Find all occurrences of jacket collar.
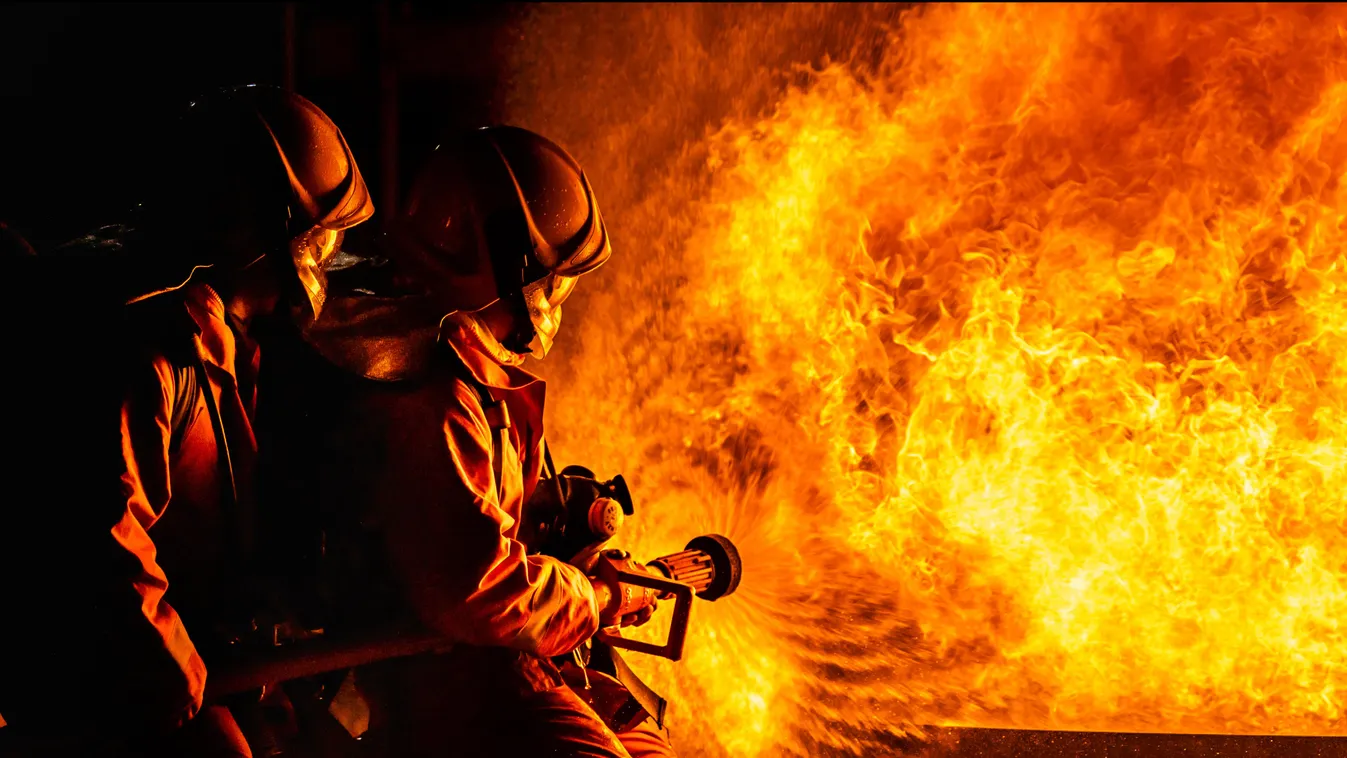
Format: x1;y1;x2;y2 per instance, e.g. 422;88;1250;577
181;282;236;373
442;320;540;391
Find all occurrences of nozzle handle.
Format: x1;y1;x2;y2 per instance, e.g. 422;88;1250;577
594;570;694;662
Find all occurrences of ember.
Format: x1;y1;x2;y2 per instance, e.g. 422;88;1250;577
514;3;1347;754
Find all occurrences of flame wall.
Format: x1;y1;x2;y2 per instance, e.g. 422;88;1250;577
505;4;1347;755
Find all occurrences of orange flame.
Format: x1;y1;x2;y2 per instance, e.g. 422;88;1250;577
513;3;1347;754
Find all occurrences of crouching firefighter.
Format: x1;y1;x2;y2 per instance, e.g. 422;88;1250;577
255;125;675;758
0;85;373;757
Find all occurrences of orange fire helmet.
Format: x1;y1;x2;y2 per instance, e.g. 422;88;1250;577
387;125;611;358
130;85;374;317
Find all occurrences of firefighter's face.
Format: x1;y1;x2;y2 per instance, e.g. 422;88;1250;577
521;273;577;358
471;272;577;360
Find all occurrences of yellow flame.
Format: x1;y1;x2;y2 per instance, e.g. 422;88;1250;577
513;3;1347;754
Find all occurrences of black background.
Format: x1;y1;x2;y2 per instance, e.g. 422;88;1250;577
0;2;519;249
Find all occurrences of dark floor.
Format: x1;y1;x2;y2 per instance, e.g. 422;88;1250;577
918;728;1347;758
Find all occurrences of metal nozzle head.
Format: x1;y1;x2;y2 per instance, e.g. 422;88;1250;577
649;534;743;602
684;534;741;601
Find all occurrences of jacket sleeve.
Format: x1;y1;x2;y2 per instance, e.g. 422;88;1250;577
102;353;206;725
383;381;600;658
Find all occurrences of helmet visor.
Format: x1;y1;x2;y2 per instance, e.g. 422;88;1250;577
522;273;577;358
292;226;345;318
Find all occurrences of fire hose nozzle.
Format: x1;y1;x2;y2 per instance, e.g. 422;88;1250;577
595;534;742;662
648;534;742;601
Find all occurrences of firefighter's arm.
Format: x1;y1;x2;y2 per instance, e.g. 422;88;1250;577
382;383;601;659
120;356;176;528
589;550;661;629
104;353;207;720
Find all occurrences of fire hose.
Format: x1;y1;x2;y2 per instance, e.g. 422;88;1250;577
206;467;735;713
204;457;742;736
204;532;742;701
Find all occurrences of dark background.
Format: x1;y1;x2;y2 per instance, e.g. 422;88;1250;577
0;1;520;250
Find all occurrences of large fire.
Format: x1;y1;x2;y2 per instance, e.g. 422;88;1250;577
510;3;1347;755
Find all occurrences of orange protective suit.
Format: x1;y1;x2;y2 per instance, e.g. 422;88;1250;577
351;319;675;758
0;282;254;757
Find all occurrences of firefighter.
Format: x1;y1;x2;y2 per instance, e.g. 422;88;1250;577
0;85;373;757
275;126;672;758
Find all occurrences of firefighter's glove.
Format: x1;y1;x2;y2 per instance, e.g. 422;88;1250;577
590;549;660;629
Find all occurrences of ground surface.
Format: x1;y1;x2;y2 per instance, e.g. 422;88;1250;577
918;728;1347;757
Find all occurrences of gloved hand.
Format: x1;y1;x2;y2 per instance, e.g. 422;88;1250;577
589;549;660;629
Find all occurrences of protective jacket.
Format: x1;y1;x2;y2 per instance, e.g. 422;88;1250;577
290;291;600;655
389;321;599;655
274;290;671;758
0;281;259;738
120;280;265;673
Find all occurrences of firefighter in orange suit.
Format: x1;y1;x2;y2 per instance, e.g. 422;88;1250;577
286;126;674;757
0;85;372;758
